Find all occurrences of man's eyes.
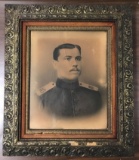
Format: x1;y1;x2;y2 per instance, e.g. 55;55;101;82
65;57;72;61
64;56;81;61
76;56;81;61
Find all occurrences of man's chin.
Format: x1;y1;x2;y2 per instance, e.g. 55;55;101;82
61;77;79;82
68;73;80;81
69;76;79;81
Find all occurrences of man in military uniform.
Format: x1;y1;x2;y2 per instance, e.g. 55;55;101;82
36;43;102;117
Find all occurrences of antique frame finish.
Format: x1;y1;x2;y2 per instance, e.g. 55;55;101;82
3;4;134;157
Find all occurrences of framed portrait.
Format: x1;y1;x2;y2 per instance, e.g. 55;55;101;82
3;4;134;157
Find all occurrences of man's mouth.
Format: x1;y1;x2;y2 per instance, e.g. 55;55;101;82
70;68;80;72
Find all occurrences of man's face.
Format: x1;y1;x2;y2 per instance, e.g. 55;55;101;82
53;48;82;81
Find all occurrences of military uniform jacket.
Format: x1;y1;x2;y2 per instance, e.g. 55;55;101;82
37;79;102;117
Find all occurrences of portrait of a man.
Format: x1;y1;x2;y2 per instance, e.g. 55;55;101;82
36;43;102;117
29;31;107;129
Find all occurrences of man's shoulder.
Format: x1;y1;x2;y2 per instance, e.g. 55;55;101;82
36;82;56;96
36;81;99;96
79;82;101;105
79;82;99;92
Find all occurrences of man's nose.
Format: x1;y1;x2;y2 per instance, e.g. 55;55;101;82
72;59;78;66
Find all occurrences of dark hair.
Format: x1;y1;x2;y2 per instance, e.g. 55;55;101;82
53;43;81;60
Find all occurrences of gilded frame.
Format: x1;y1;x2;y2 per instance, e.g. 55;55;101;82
3;4;134;157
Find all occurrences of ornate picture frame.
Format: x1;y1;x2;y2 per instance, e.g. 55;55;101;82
3;4;134;157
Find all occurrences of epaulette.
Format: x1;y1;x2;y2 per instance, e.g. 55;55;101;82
79;82;98;91
36;82;56;96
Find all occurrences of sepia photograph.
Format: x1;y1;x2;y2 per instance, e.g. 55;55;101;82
29;28;108;130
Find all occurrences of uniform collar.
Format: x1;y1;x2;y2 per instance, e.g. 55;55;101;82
56;78;79;89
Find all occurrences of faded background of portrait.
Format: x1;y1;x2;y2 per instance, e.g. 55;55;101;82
29;31;107;129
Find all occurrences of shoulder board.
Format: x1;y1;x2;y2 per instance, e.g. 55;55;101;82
36;82;56;96
79;82;98;91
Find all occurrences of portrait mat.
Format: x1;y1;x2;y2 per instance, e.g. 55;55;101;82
18;21;117;140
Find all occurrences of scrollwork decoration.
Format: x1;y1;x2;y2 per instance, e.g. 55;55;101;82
3;4;134;157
